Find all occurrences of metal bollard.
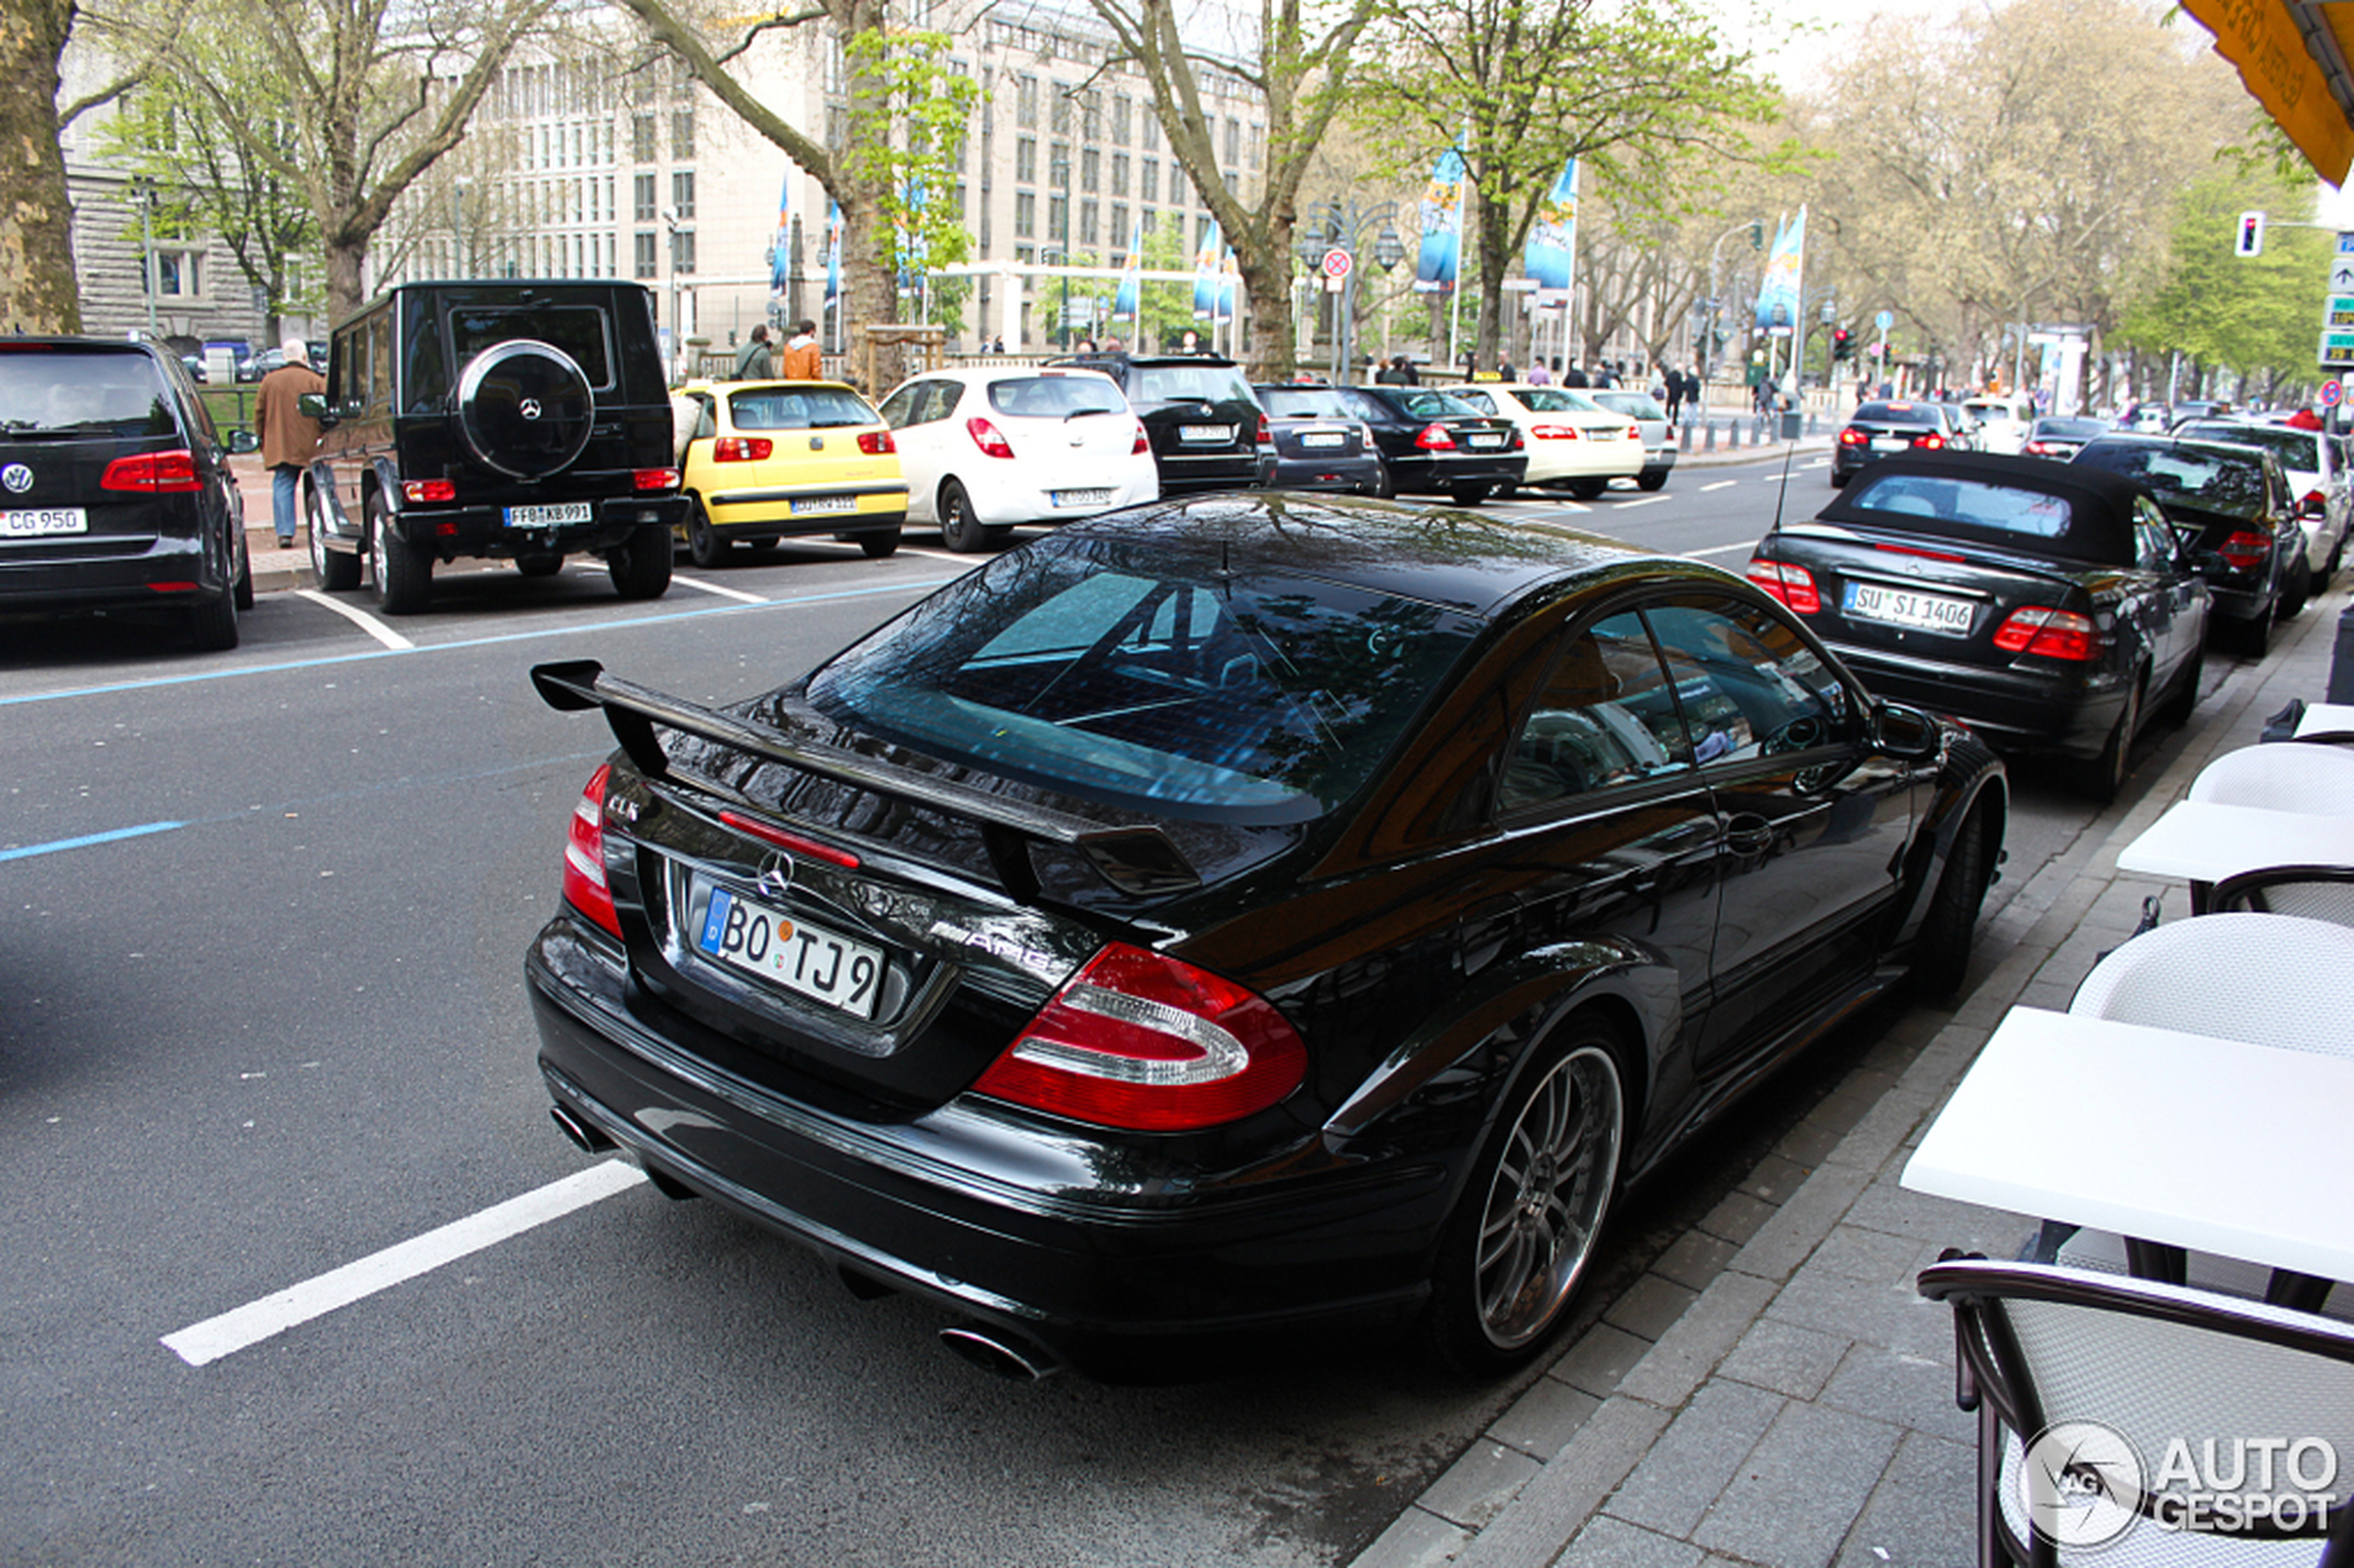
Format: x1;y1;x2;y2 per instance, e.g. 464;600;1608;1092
1679;422;1692;452
1703;420;1716;452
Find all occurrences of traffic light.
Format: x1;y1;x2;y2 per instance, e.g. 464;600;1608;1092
1749;221;1764;250
2236;210;2265;258
1832;327;1853;361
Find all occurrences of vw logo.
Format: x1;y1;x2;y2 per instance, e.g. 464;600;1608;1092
808;436;824;451
1;463;31;495
755;854;795;901
518;398;543;422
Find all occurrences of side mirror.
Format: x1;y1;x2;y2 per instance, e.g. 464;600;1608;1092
1868;698;1943;762
297;391;335;427
225;429;259;455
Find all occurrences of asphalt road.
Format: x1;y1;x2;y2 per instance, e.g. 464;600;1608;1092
0;456;2151;1567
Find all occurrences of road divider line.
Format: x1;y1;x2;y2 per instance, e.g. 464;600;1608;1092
161;1159;648;1367
669;574;770;604
1686;542;1754;558
1702;480;1737;493
294;589;414;651
0;819;184;863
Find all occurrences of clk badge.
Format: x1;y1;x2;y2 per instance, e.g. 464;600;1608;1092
1;463;31;494
519;398;543;422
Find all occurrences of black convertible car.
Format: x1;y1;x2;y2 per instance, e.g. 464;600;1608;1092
525;495;2006;1381
1745;451;2208;800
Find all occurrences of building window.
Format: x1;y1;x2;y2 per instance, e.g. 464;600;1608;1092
1047;195;1068;253
1080;197;1097;247
1015;191;1035;239
154;249;201;297
1224;118;1240;165
1081;90;1101;143
1049;81;1070;136
1016;244;1035;266
671;109;695;160
1111;153;1129;197
671;170;695;219
1196;214;1214;252
634;231;657;279
1112;94;1131;145
1015;73;1037;128
1081;148;1099;194
1142;113;1159;153
634;172;656;221
1110;202;1128;247
1016;134;1035;183
633;115;656;162
1140;158;1158;204
1141;208;1158;234
671;227;696;274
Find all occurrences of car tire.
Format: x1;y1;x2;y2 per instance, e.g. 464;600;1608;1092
2077;675;2143;804
858;527;902;560
1425;1021;1626;1378
1636;470;1668;492
1449;484;1490;507
1374;462;1397;499
1829;470;1848;488
939;480;988;552
2160;638;2205;727
232;527;255;611
456;340;595;478
368;495;432;615
1567;479;1606;501
608;522;674;600
2281;556;2312;619
1909;803;1990;1000
685;498;729;568
186;585;239;651
2237;600;2274;659
310;486;361;591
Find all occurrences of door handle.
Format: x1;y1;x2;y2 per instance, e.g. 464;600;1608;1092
1721;812;1776;854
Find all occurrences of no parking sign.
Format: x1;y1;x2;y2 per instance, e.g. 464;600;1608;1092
2324;378;2346;409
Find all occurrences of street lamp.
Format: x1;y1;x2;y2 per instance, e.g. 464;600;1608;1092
451;176;471;279
662;205;681;382
1300;201;1402;382
1702;219;1765;388
129;176;158;336
1050;153;1072;347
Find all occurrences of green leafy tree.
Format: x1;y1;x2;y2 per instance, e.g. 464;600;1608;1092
2118;171;2328;399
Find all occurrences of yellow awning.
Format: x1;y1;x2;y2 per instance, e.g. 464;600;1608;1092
2183;0;2354;184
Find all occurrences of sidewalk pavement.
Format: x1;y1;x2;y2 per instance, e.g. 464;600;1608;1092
1346;577;2348;1568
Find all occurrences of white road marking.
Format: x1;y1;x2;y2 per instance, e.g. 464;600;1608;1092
1686;541;1755;558
1612;495;1671;511
669;573;769;604
161;1159;648;1367
294;590;414;651
1702;480;1738;493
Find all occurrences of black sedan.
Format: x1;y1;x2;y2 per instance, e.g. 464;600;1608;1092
1260;385;1524;504
2072;434;2305;655
1745;451;2207;801
524;495;2006;1381
0;336;257;650
2019;417;2109;461
1832;400;1968;487
1250;385;1389;494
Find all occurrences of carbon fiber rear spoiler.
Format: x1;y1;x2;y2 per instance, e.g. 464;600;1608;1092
530;659;1200;900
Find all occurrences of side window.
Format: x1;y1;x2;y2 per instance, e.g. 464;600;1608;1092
1643;597;1853;765
689;393;715;441
328;329;357;408
1500;610;1693;814
1455;390;1496;414
365;311;394;411
2133;499;2176;570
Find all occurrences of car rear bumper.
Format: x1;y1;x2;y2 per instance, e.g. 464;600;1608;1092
525;925;1442;1378
1155;451;1263;495
1390;452;1528;495
1826;641;2126;759
0;531;231;611
701;482;909;538
1262;453;1385;492
386;493;690;559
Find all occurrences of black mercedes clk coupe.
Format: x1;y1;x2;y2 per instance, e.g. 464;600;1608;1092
524;494;2006;1381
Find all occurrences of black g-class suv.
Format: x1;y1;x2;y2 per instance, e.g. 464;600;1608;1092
302;281;687;613
1044;351;1267;494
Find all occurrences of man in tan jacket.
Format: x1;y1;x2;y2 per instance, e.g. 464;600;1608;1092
256;338;325;548
779;320;822;380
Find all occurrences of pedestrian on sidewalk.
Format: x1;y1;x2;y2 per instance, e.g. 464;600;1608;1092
256;336;324;549
780;319;821;379
732;323;774;379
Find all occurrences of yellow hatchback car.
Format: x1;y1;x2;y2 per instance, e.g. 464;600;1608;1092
671;380;909;564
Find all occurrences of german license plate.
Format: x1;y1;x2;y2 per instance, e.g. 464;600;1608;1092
504;501;592;527
1845;581;1976;636
791;494;856;516
1467;433;1503;449
1872;436;1913;452
1051;487;1112;507
0;507;88;538
1179;424;1234;442
696;885;885;1018
1298;431;1346;449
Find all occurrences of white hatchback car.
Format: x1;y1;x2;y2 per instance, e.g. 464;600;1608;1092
1449;384;1644;499
875;367;1160;550
2175;417;2352;588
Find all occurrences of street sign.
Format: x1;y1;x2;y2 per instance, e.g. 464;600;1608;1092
2331;296;2354;329
2324;378;2347;409
2337;233;2354;255
2321;329;2354;368
1321;247;1352;281
2330;257;2354;293
1875;310;1893;333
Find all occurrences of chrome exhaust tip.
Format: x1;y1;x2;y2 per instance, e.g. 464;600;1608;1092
939;1322;1063;1382
549;1103;614;1155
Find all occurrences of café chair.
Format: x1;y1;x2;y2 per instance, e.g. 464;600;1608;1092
2187;742;2354;816
2056;914;2354;1313
2208;865;2354;928
1917;1256;2354;1568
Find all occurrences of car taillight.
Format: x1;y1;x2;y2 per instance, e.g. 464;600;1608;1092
1415;423;1457;451
2219;530;2270;571
562;764;623;941
1625;425;1641;441
1132;420;1151;455
1992;607;2100;661
1530;424;1581;440
1838;428;1867;446
2305;488;2328;514
99;449;201;493
1745;559;1820;613
1911;432;1947;449
1256;413;1272;448
967;416;1016;458
970;942;1308;1132
634;467;681;490
400;478;457;503
714;437;772;462
856;429;895;455
2023;440;2053;456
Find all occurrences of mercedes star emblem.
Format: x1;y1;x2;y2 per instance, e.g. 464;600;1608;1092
519;398;543;421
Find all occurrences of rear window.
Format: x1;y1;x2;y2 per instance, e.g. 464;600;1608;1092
728;386;880;430
986;375;1127;419
1515;387;1604;413
0;351;175;438
1257;387;1352;418
2032;419;2107;439
2074;443;2267;520
1383;388;1486;420
805;532;1480;822
2177;423;2320;473
1846;472;2076;540
1852;402;1941;425
443;306;614;391
1593;392;1665;421
1133;363;1257;405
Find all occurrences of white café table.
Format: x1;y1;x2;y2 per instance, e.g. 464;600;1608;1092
2115;800;2354;901
2294;702;2354;740
1902;1006;2354;1286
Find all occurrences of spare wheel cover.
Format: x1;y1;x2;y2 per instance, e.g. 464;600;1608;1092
456;340;595;478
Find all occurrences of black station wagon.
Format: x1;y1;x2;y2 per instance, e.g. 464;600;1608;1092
524;494;2006;1381
302;280;688;613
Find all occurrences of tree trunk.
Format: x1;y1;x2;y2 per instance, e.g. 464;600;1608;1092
1;0;82;334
